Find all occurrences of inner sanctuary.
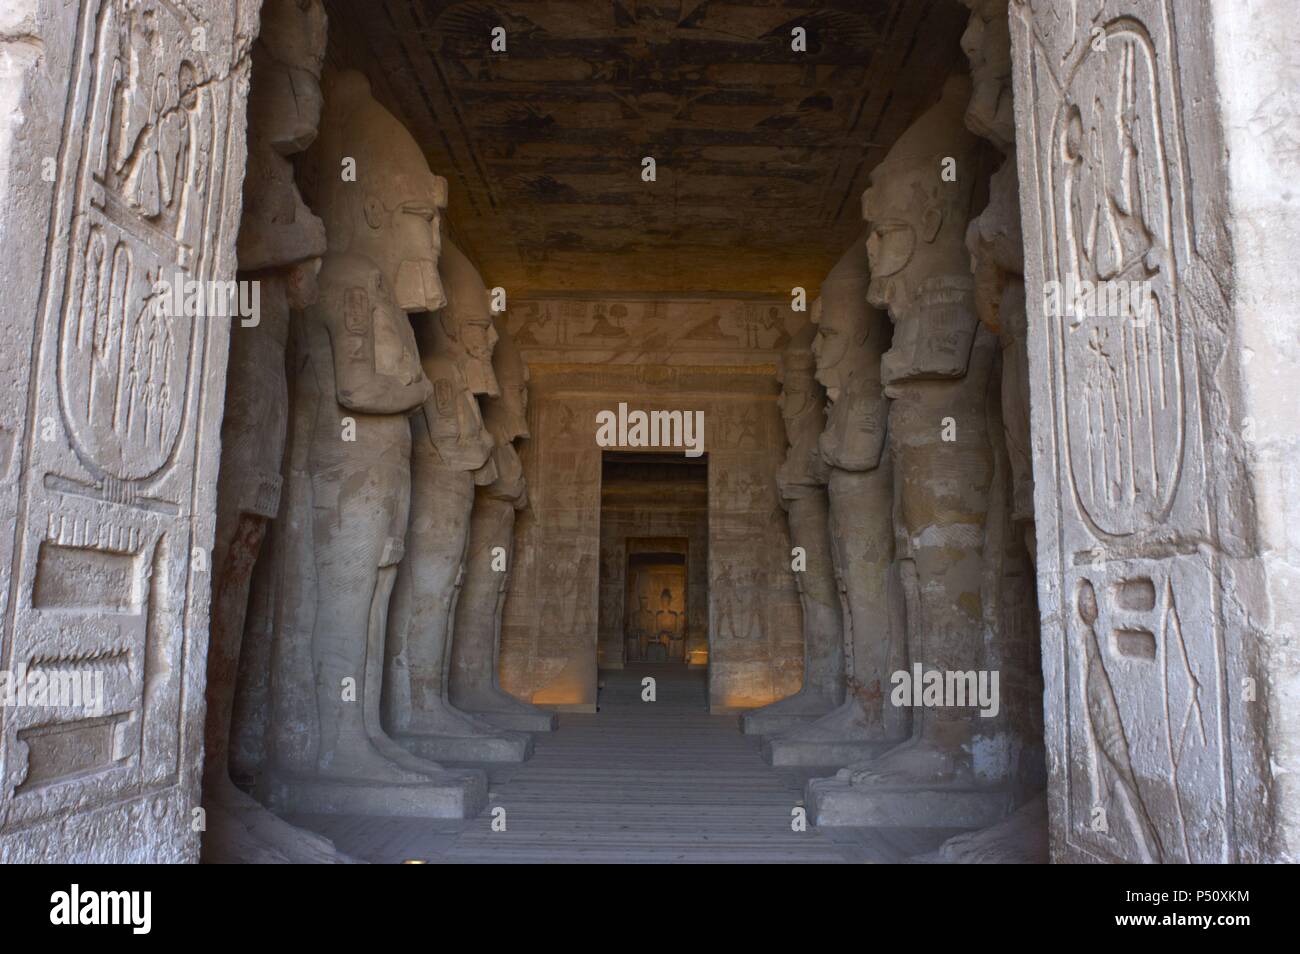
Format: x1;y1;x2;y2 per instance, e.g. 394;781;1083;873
0;0;1297;866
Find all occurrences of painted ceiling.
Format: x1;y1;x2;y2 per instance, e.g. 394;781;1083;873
322;0;969;295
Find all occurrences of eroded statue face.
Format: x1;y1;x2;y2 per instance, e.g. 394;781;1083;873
488;360;530;443
367;173;448;314
777;362;816;438
811;306;856;401
960;0;1015;153
861;83;981;385
318;71;449;314
256;0;327;154
462;313;500;395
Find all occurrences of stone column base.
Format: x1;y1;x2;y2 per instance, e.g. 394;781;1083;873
395;729;534;763
764;737;895;768
266;770;487;819
806;775;1012;829
477;709;558;732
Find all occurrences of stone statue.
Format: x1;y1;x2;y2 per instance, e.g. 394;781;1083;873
202;0;352;863
449;315;557;732
263;71;486;817
741;322;845;736
384;240;533;762
911;0;1045;861
962;0;1033;561
809;75;1007;828
764;241;905;766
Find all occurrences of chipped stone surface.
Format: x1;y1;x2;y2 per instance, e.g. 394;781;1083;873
741;323;844;736
260;72;485;819
1010;0;1300;863
0;0;261;862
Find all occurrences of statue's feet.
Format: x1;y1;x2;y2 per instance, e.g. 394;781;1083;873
751;687;839;718
846;737;971;788
201;780;357;864
458;687;558;732
322;736;454;784
780;698;875;743
365;730;465;778
406;700;516;739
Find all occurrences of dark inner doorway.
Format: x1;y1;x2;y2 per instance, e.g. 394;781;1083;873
597;452;709;671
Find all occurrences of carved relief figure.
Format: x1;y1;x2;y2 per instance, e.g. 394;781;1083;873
449;315;556;732
385;240;533;763
202;0;350;863
742;322;845;736
1011;2;1229;862
0;0;259;863
264;71;486;818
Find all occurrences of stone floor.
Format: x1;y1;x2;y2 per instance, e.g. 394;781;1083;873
289;666;965;863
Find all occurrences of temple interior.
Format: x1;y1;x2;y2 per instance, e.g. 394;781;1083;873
2;0;1295;868
201;0;1052;863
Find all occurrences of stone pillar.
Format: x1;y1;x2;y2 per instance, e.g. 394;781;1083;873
741;323;845;735
917;0;1049;862
261;71;486;818
1010;0;1300;863
385;239;533;762
0;0;260;862
809;76;1011;828
764;239;904;766
200;0;352;864
450;315;557;732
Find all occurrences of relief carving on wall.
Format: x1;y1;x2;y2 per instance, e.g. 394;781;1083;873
2;0;254;855
1012;0;1228;862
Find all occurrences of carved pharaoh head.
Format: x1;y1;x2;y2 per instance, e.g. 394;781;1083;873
254;0;327;155
959;0;1015;154
315;70;449;313
776;324;822;444
862;75;981;385
810;235;876;403
483;315;529;443
235;0;328;274
436;240;501;397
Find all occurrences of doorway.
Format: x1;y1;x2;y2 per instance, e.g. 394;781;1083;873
625;544;688;664
597;452;709;675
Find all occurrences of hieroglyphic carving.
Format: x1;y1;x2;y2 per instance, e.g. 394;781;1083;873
1;0;258;862
1010;0;1229;862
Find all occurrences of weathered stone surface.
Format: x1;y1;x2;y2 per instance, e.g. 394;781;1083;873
450;317;556;732
808;76;1011;828
914;794;1048;864
319;0;969;294
500;298;805;712
0;0;261;862
1010;0;1300;863
201;0;354;865
764;241;903;767
385;240;532;762
261;72;485;818
741;323;844;735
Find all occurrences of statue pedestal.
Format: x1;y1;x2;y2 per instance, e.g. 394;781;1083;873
761;699;899;767
455;691;557;733
805;773;1011;829
266;768;487;819
394;726;534;763
740;688;840;737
